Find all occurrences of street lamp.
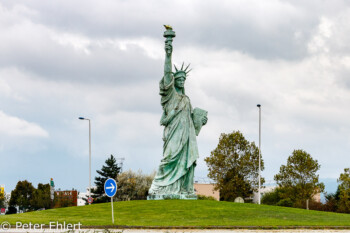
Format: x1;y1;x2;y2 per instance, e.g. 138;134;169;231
257;104;261;205
79;117;92;205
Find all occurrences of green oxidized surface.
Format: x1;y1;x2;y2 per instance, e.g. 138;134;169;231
148;26;208;200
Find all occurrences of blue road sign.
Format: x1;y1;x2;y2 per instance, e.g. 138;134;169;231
104;178;117;197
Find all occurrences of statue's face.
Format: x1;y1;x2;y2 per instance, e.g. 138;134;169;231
175;76;186;89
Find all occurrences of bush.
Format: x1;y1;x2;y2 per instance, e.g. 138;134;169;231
116;170;155;201
6;206;17;214
261;189;282;205
308;200;326;211
277;198;294;207
261;187;292;206
197;195;217;201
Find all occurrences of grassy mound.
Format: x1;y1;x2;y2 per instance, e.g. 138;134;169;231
1;200;350;227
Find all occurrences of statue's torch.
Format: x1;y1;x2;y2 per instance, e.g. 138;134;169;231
163;25;175;55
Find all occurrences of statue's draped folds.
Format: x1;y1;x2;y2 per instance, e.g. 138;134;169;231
148;76;199;195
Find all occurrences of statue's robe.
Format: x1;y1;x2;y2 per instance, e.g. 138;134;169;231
148;75;199;195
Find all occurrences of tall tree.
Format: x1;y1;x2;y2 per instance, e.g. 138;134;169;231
337;168;350;213
274;149;324;207
91;154;121;203
30;183;52;210
205;131;264;201
9;180;35;211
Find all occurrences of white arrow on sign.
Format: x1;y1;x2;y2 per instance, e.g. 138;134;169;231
106;183;115;193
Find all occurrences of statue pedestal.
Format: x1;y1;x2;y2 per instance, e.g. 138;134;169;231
147;194;197;200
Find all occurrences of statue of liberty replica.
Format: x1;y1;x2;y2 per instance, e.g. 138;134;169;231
148;25;208;200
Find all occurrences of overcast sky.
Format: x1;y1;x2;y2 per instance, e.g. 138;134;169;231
1;0;350;193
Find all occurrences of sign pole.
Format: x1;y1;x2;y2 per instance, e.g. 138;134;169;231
104;178;117;225
111;197;114;224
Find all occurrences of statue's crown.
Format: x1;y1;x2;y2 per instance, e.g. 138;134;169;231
174;62;191;78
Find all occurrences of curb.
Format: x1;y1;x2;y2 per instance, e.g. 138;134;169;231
80;225;350;230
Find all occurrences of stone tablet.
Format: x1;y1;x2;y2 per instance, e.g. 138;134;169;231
193;108;208;136
234;197;245;203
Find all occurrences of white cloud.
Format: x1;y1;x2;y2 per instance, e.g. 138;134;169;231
51;32;92;55
0;111;48;137
308;17;333;54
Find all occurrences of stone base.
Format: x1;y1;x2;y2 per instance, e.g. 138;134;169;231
147;193;197;200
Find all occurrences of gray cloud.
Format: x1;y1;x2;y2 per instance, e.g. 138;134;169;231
1;0;338;60
1;0;350;193
0;27;162;85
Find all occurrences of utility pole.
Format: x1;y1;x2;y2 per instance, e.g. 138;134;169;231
79;117;92;205
257;104;261;205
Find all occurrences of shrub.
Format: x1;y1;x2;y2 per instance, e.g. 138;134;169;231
197;195;217;201
276;198;294;207
6;206;17;214
308;200;325;211
261;189;282;205
116;170;155;201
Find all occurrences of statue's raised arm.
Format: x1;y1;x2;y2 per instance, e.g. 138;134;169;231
163;25;175;86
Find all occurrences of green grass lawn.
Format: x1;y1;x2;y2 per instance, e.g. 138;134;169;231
1;200;350;227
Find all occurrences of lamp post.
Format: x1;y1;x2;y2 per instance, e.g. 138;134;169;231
79;117;91;205
256;104;261;205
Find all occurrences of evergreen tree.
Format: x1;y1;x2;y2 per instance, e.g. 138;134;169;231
9;180;35;211
91;154;121;203
30;183;52;210
324;187;340;212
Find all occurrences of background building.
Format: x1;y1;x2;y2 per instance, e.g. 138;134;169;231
194;183;220;201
